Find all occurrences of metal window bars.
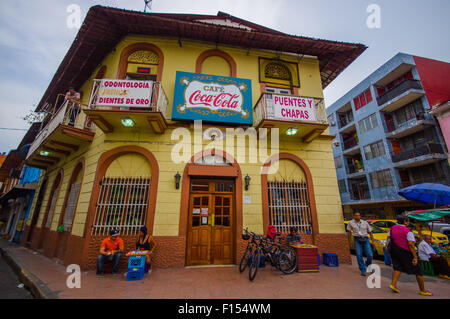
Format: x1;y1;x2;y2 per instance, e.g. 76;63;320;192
267;181;312;234
91;176;151;236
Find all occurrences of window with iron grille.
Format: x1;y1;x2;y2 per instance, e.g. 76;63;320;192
91;176;151;236
267;181;312;234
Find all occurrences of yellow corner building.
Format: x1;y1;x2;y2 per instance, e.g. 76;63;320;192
21;6;366;269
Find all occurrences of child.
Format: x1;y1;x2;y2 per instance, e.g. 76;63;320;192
287;227;301;243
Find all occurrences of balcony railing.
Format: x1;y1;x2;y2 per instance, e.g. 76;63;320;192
26;100;93;160
398;178;448;189
343;137;359;150
88;80;169;119
350;183;371;200
391;143;444;163
347;162;365;175
253;93;327;127
385;112;433;133
377;79;423;106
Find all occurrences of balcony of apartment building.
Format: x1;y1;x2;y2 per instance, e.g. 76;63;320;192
341;130;360;155
84;80;169;134
348;177;371;201
391;142;446;169
345;153;365;178
26;98;95;169
336;102;355;134
397;164;449;189
373;64;425;110
253;93;328;142
376;79;424;111
384;111;434;139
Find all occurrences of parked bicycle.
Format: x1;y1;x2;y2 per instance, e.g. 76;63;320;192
240;228;298;281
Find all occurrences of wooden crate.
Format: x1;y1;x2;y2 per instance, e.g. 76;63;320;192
290;244;319;272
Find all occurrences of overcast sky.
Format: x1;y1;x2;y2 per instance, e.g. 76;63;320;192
0;0;449;153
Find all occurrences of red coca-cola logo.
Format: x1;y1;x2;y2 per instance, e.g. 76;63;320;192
188;90;240;109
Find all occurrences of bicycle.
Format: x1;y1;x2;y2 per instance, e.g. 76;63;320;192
240;228;263;281
261;234;298;274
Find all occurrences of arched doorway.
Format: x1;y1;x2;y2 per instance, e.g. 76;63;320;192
180;149;242;266
39;170;63;249
26;177;48;244
55;161;84;260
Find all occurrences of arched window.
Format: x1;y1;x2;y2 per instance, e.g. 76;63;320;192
91;152;153;236
264;62;292;82
117;43;164;81
265;159;312;234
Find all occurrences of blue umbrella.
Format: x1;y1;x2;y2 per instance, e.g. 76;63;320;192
398;183;450;206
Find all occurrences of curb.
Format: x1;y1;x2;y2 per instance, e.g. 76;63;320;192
0;246;58;299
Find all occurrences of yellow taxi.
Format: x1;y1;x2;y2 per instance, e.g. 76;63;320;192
368;219;449;245
344;221;389;257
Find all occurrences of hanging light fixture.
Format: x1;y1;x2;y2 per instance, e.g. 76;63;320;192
245;174;251;191
174;172;181;189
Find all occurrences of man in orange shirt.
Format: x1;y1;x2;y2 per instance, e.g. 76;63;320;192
97;229;124;276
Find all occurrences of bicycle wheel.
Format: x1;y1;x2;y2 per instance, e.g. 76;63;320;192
239;245;252;273
248;247;261;281
278;246;297;274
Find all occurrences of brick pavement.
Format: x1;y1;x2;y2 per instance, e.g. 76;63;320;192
1;240;449;299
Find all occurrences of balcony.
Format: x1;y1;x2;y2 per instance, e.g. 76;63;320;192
385;113;434;139
398;178;449;190
377;79;424;112
26;100;95;169
349;181;371;201
253;93;328;142
392;143;447;168
84;80;169;134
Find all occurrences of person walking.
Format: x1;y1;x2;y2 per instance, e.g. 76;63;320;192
346;212;375;276
388;215;433;296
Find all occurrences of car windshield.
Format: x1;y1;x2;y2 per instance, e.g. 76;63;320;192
371;225;387;234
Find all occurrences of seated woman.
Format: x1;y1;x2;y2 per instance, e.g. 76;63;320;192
136;226;157;273
287;227;302;243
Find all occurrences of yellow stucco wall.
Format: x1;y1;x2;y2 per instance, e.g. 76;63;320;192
27;35;343;238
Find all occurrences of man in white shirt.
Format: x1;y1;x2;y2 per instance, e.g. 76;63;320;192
418;234;450;279
347;212;375;276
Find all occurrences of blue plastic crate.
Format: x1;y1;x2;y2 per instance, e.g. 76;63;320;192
322;253;339;267
128;255;146;269
248;254;266;268
383;247;391;266
127;267;145;281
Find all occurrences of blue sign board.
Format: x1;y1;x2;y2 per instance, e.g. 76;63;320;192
171;71;253;125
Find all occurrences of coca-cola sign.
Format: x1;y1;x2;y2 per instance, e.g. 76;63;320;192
172;71;253;124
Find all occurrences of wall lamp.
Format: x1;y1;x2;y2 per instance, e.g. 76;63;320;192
244;174;251;191
174;172;181;189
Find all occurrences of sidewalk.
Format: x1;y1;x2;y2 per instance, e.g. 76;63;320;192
1;239;449;299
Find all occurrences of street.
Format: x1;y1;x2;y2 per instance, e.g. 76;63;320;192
0;255;32;299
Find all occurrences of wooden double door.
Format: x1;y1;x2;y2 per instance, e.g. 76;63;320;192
187;179;234;266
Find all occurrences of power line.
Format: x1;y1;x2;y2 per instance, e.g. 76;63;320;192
0;127;28;131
